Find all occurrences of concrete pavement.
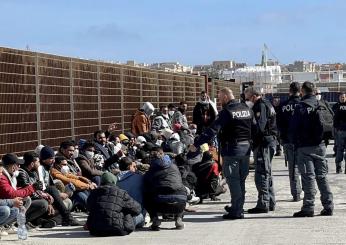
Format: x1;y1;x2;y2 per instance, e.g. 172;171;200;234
2;145;346;245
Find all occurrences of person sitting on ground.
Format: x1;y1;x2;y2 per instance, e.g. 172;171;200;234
56;141;82;176
0;161;22;237
93;130;114;161
51;156;95;211
76;141;104;186
38;146;82;226
86;172;142;236
172;101;189;129
0;153;47;230
117;157;145;228
152;105;170;131
17;152;57;228
143;147;187;231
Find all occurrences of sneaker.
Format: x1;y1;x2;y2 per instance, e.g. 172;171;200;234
247;207;269;214
224;205;232;213
62;216;83;226
4;225;17;234
320;209;333;216
223;213;244;220
210;196;221;201
336;166;342;174
175;217;184;230
0;227;8;236
293;210;314;217
150;217;161;231
188;196;200;205
40;219;57;228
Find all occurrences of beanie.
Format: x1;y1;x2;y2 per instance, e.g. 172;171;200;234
40;146;55;160
119;134;129;142
101;172;118;186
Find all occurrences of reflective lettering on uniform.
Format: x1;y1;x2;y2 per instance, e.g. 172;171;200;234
232;110;251;119
282;104;298;112
307;107;314;114
340;106;346;110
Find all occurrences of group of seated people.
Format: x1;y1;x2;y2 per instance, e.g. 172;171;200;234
0;106;226;237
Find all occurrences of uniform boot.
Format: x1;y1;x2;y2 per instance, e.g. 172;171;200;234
320;208;333;216
175;217;184;230
293;210;314;217
150;216;161;231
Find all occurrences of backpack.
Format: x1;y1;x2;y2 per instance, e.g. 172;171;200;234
303;100;334;141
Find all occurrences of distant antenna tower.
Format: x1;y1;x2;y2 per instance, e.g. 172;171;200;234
26;45;30;51
261;43;268;68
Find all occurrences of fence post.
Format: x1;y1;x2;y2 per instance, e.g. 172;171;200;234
69;58;75;140
35;53;41;145
120;67;124;132
97;63;102;130
140;69;143;105
156;72;160;108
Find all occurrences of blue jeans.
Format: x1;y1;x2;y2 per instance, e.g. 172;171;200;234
297;144;333;212
254;142;276;209
72;190;90;210
0;206;18;226
222;143;251;216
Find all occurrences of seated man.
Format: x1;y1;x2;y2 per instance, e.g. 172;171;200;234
51;156;95;211
56;141;82;176
143;148;187;231
86;172;141;236
0;162;21;237
117;157;145;227
39;146;82;226
76;141;104;186
0;154;46;229
17;152;56;228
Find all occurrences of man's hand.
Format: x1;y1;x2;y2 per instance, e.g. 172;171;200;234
13;197;23;208
33;180;43;191
47;194;54;204
91;183;97;189
60;192;68;200
47;204;55;216
189;145;197;152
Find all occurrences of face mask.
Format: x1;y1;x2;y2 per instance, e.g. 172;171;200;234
85;151;95;160
168;111;175;117
61;165;70;175
13;170;19;178
245;101;254;108
316;95;322;100
190;129;197;135
72;149;79;159
156;140;163;146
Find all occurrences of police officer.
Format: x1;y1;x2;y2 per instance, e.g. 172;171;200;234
291;81;333;217
277;82;302;201
333;92;346;173
189;87;253;219
244;86;276;213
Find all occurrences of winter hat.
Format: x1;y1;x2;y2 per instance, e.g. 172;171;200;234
78;139;87;149
101;172;117;186
136;136;147;145
170;133;180;142
161;128;173;140
40;146;55;160
119;134;129;142
173;123;182;132
150;155;172;169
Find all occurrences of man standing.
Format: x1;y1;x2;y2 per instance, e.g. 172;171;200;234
190;87;253;219
291;81;334;217
333;92;346;173
193;91;217;135
244;87;277;213
277;82;302;201
132;102;155;136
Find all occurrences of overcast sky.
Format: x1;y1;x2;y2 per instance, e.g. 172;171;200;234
1;0;345;66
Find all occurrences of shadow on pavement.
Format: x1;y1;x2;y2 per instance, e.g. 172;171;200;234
31;231;90;239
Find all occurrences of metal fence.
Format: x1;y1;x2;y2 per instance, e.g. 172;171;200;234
0;47;239;156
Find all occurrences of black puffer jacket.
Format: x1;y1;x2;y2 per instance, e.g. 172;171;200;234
87;185;141;236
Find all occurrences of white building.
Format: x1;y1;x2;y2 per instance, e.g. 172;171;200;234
233;65;282;93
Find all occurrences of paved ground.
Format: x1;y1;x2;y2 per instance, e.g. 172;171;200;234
2;144;346;245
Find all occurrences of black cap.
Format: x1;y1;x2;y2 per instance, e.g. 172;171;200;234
1;153;23;165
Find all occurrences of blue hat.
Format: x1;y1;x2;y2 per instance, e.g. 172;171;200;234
40;146;55;160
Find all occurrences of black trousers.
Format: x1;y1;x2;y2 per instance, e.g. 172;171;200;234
45;186;70;219
26;199;49;223
145;199;185;219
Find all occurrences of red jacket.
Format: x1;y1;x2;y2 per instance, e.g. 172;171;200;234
0;175;35;199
